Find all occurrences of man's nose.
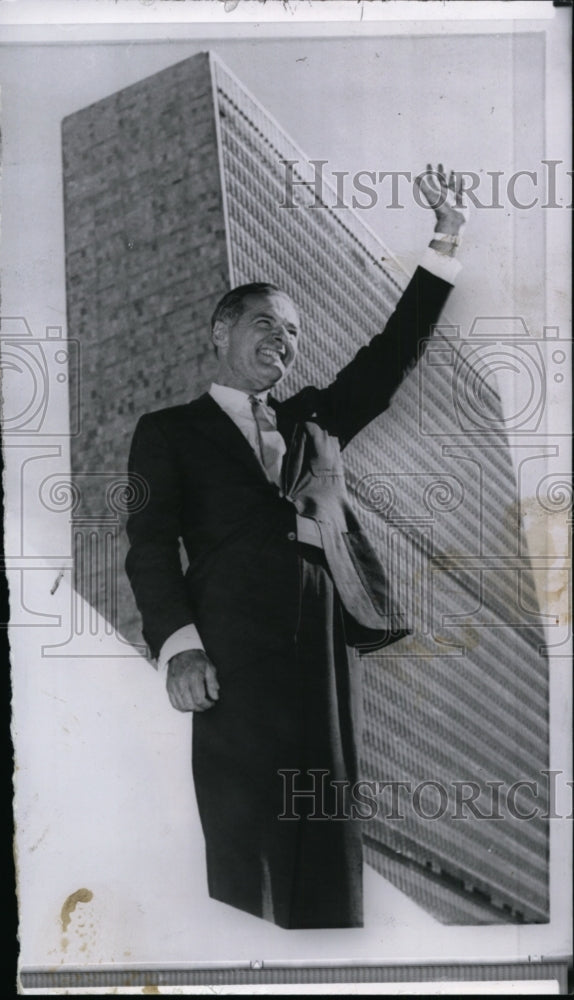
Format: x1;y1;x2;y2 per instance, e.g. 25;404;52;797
271;327;288;343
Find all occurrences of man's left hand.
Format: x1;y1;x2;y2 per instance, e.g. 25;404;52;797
415;163;469;236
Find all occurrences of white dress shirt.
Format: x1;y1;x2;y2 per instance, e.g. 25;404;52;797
157;248;460;672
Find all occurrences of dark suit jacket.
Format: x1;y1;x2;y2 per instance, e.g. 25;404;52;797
125;265;452;660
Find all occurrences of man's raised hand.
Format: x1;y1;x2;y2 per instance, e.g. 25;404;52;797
415;163;469;235
166;649;220;712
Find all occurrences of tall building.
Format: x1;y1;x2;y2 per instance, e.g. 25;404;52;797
62;51;549;924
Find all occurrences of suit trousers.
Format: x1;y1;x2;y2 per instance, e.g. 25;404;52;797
191;542;364;929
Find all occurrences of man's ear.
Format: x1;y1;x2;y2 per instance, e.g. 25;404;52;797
212;320;229;354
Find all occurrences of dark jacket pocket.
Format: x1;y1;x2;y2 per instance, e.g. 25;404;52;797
342;528;386;594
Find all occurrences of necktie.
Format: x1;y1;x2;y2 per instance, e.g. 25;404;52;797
248;395;284;487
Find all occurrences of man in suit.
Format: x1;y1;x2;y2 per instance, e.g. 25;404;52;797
126;166;467;929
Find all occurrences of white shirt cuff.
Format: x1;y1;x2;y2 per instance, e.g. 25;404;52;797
157;625;205;678
419;246;462;285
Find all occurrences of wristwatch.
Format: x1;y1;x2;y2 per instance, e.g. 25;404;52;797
429;233;461;257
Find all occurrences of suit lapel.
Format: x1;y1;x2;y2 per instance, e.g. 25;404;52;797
269;396;302;495
268;396;294;444
186;392;274;486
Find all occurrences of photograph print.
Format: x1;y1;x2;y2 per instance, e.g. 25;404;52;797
2;0;571;991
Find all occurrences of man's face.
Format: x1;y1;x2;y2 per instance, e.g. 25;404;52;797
213;290;300;393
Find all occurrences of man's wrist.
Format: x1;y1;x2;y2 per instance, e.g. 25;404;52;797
429;233;461;258
158;624;205;676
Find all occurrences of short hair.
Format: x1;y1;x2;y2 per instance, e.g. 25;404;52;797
210;282;284;333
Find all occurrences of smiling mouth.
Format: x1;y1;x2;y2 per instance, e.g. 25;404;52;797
258;346;288;366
